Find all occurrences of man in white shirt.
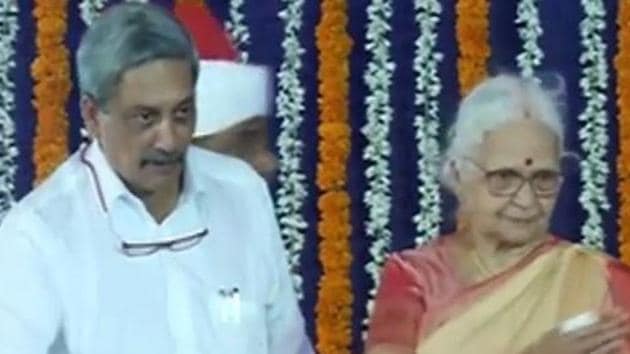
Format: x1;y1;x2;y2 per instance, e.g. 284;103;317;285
0;3;311;354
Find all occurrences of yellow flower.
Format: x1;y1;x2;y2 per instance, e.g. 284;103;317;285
456;0;489;95
32;0;70;183
315;0;354;353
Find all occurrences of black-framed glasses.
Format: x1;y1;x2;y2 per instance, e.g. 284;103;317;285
118;227;209;257
465;158;563;198
79;143;209;257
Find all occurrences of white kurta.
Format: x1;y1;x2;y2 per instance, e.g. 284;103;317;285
0;142;312;354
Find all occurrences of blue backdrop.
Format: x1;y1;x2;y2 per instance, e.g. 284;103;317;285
8;1;622;352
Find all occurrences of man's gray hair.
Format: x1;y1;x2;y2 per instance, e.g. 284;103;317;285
77;2;199;107
441;74;567;191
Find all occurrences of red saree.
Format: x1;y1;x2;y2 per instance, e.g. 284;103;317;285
366;236;630;354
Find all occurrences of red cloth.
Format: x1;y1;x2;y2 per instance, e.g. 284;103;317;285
366;236;630;352
173;3;238;61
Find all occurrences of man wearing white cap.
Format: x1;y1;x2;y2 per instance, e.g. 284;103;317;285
173;3;278;182
0;3;311;354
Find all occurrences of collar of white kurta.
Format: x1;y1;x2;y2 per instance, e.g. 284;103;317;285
79;142;210;243
80;141;131;213
194;60;272;137
79;141;206;214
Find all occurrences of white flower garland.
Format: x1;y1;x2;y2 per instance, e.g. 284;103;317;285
79;0;107;26
515;0;543;78
413;0;443;246
225;0;250;62
0;1;19;222
362;0;394;326
275;0;308;299
578;0;609;250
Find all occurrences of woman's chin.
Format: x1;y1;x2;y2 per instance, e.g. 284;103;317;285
495;220;547;245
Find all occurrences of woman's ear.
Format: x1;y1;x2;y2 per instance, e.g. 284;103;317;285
451;159;475;208
449;159;464;192
451;160;461;182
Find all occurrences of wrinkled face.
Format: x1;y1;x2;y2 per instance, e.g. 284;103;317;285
83;59;196;196
457;118;562;246
193;116;278;181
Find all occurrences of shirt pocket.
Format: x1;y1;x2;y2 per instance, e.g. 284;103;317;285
207;292;268;354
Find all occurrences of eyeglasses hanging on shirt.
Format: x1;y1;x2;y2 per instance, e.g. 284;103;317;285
80;144;209;257
117;227;209;257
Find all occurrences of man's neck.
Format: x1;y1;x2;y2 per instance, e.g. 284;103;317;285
144;189;179;223
127;180;181;224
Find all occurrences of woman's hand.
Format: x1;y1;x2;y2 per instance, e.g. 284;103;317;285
521;310;630;354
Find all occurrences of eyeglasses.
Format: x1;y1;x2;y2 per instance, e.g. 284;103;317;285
464;159;562;198
118;227;209;257
79;144;209;257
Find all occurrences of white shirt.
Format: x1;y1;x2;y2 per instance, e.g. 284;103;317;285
0;142;313;354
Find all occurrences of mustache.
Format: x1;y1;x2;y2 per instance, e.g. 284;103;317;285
140;150;184;166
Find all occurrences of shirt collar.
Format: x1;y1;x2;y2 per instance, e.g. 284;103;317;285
179;147;208;205
80;141;132;213
80;141;209;214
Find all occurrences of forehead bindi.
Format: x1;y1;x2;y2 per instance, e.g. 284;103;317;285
480;119;558;168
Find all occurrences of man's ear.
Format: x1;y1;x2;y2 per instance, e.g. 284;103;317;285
80;94;100;139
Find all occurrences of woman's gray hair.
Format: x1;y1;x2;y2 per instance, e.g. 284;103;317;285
441;74;567;191
77;3;199;107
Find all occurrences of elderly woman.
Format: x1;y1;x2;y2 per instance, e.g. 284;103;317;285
365;75;630;354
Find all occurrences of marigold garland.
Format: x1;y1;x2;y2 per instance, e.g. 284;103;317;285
455;0;489;95
616;0;630;264
315;0;353;352
31;0;71;183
